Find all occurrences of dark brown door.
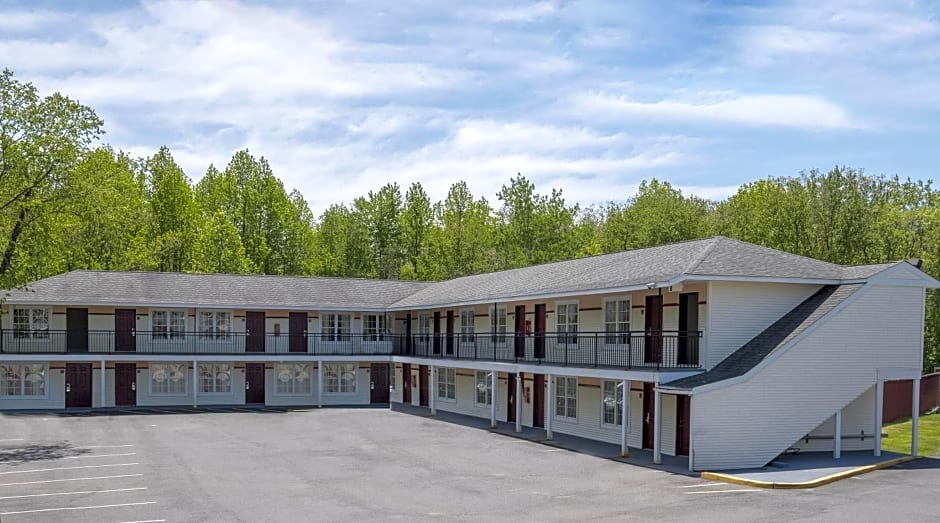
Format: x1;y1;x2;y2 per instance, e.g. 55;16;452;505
432;313;442;355
114;309;136;352
65;363;92;408
66;308;89;353
534;304;546;359
507;373;517;423
115;363;137;406
445;310;455;355
402;364;412;404
405;314;413;355
645;295;663;364
246;311;265;352
289;312;307;353
245;363;265;404
371;364;390;404
676;395;691;456
514;305;526;359
533;374;545;428
419;365;429;406
678;293;699;366
643;382;655;449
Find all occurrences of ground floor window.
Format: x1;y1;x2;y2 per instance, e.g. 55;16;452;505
324;363;356;393
554;376;577;420
601;380;623;427
0;363;45;396
151;363;187;394
437;367;456;400
275;363;312;394
475;370;491;406
198;363;232;393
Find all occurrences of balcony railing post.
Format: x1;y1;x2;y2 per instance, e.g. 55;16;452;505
594;332;598;368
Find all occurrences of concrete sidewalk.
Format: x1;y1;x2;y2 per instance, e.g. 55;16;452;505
702;451;915;488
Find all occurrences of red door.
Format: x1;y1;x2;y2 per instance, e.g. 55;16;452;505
371;364;390;404
245;363;265;404
402;364;412;404
643;382;655;449
507;373;517;423
533;374;545;428
114;309;136;352
65;363;92;408
246;311;265;352
645;295;663;364
676;395;691;456
115;363;137;406
289;312;307;353
419;365;429;406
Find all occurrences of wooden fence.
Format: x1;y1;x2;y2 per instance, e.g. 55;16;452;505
883;372;940;423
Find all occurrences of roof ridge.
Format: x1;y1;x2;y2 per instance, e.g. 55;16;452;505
64;269;434;285
682;236;724;275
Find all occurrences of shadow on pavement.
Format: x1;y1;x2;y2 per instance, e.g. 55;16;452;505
0;442;91;465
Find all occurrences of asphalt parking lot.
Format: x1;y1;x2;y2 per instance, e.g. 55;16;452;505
1;407;938;522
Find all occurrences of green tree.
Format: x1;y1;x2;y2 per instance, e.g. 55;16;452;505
427;181;494;279
400;182;433;280
146;146;198;272
603;179;711;251
192;210;252;273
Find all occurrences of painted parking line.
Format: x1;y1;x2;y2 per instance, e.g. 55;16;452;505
0;486;147;500
677;483;726;488
3;452;138;465
0;500;157;515
120;520;166;523
0;473;144;486
0;438;25;442
685;489;763;494
82;444;134;449
0;462;139;475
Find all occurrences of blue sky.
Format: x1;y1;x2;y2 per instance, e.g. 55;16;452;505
1;0;938;213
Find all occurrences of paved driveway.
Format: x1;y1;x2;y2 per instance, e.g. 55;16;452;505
0;407;937;522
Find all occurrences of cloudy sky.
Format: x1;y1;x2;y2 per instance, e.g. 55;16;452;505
1;0;938;213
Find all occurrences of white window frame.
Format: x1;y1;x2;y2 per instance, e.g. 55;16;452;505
198;363;233;394
603;297;631;346
555;301;579;346
150;362;188;396
197;310;232;340
489;305;507;344
601;380;624;427
0;363;47;397
417;312;432;347
12;307;50;339
151;309;187;341
363;314;386;342
274;363;313;395
474;370;492;406
459;309;475;344
554;376;577;420
322;313;351;342
437;367;456;401
324;363;357;394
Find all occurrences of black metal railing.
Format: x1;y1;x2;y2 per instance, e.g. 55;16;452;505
0;329;701;370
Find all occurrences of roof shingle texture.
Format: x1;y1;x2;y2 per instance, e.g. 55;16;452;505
663;283;864;390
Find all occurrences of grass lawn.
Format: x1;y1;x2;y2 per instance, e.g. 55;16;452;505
882;413;940;456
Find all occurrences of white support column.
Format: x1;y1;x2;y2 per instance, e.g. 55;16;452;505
874;380;884;457
192;360;198;408
430;366;436;416
912;377;921;457
546;374;554;440
317;361;323;408
515;372;522;433
834;409;842;459
620;379;629;457
653;384;662;465
100;359;106;408
490;371;497;428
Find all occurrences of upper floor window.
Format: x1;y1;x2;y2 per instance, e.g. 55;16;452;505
153;310;186;340
323;313;351;341
198;311;231;340
604;299;631;345
556;302;578;345
364;314;386;341
460;310;475;343
13;308;49;339
490;306;507;343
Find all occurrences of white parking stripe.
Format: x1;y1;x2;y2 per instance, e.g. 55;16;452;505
0;473;144;486
0;486;147;500
677;483;726;488
1;500;157;515
0;462;139;475
82;444;134;449
2;452;138;465
120;520;166;523
685;489;763;494
0;438;25;442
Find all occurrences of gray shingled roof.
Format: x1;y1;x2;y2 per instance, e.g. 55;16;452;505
663;284;863;390
389;237;896;309
2;271;431;310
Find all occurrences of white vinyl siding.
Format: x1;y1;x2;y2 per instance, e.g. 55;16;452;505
150;363;187;395
475;371;492;406
324;363;356;393
274;363;312;395
437;367;456;400
12;308;49;339
554;376;577;420
0;363;46;396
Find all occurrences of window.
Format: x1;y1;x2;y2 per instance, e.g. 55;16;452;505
604;299;631;345
198;363;232;393
12;308;49;339
151;363;187;395
475;371;492;406
364;314;386;341
153;310;186;340
490;306;507;343
324;363;357;393
602;380;624;427
275;363;312;394
556;302;578;345
0;363;45;396
460;310;475;343
198;311;231;340
554;376;577;419
323;314;351;341
437;367;456;400
417;312;432;346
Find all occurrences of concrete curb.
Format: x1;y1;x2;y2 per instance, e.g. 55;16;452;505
701;456;916;489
